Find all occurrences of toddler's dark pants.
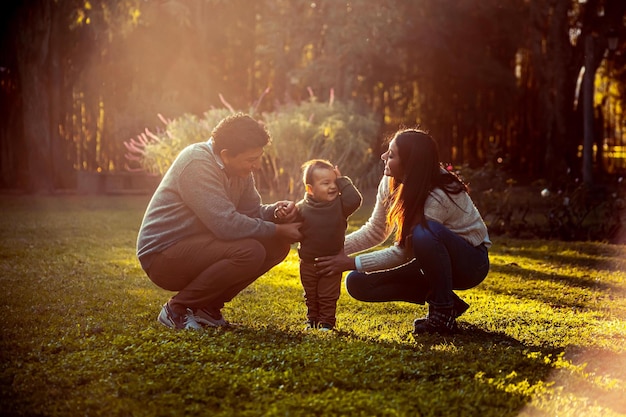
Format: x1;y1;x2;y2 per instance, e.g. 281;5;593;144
299;261;342;327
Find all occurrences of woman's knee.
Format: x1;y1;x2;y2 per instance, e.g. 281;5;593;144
345;271;369;301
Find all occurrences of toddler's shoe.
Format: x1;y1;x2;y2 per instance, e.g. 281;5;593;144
318;322;334;332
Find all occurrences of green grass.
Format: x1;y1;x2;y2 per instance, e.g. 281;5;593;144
0;195;625;417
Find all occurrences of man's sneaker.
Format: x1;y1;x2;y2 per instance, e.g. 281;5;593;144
158;303;202;330
194;308;230;327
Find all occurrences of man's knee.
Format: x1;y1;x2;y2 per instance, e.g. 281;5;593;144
232;239;267;266
262;238;291;266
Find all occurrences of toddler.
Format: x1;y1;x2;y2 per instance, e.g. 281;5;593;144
294;159;362;330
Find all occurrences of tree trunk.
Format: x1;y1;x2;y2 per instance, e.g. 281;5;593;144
15;2;54;193
0;3;26;189
543;0;571;183
582;33;595;185
48;1;72;188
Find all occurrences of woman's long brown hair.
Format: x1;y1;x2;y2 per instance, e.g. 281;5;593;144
386;129;468;246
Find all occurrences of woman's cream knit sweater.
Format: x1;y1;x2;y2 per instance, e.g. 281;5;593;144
344;177;491;273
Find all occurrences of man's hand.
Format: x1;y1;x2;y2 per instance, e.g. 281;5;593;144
314;249;356;276
275;222;302;242
273;201;298;223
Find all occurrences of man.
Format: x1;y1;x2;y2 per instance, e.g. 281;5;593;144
137;113;301;330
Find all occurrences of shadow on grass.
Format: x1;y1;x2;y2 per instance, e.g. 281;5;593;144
494;240;626;273
490;262;618;292
167;323;557;416
486;263;623;311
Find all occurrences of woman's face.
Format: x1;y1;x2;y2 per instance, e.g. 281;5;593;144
381;138;404;179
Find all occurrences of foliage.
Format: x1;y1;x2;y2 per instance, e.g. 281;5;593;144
4;0;626;191
456;145;524;237
124;95;380;198
262;94;380;198
459;148;626;244
539;175;625;243
0;195;625;416
124;109;232;175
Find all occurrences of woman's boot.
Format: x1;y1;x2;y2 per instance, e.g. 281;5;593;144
413;294;468;329
413;304;458;334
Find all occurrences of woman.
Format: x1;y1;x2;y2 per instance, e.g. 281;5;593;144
315;129;491;334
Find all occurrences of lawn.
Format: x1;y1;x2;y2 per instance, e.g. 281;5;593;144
0;194;625;417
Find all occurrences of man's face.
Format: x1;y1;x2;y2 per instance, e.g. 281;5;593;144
221;147;264;178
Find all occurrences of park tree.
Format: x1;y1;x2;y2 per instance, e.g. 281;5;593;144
392;0;525;167
574;0;625;184
1;0;625;191
0;2;25;189
516;0;626;185
12;0;57;192
3;0;142;190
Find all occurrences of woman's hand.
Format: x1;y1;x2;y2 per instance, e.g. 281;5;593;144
314;249;356;276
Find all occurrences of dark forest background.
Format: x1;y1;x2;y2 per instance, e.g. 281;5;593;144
1;0;625;193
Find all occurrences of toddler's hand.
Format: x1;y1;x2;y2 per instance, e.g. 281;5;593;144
273;201;297;222
274;203;288;219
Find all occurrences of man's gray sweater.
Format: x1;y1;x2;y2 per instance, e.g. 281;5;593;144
137;140;277;269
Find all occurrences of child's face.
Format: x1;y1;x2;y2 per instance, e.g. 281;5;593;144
306;168;339;202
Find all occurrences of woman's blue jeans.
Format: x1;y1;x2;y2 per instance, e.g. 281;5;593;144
345;220;489;307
